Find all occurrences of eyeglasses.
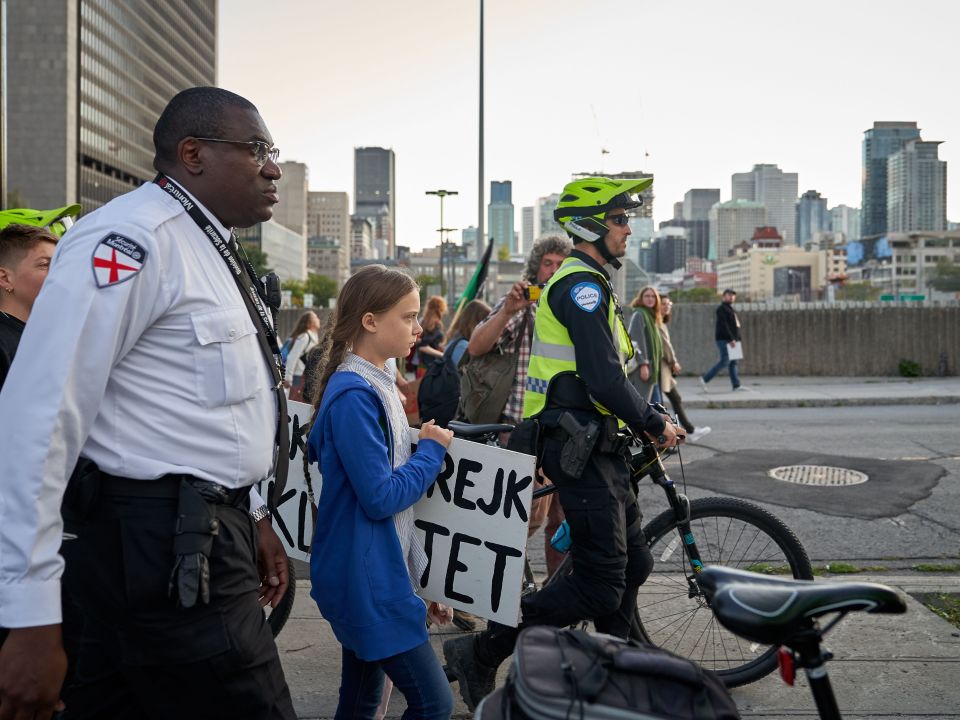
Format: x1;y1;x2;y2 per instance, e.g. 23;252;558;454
194;137;280;167
605;214;630;226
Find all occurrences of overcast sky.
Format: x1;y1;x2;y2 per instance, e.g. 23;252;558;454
218;0;958;251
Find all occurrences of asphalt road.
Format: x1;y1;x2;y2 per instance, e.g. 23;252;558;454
636;404;960;569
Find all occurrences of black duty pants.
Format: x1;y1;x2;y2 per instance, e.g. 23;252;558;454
60;482;296;720
479;434;653;666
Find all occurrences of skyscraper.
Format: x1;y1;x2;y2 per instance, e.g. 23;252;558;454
683;189;720;221
731;164;798;244
829;205;861;242
488;180;515;255
354;146;396;257
535;193;564;238
274;162;309;237
861;122;921;237
709;200;766;260
795;190;829;247
307;191;350;286
886;139;947;233
521;206;534;255
5;0;216;211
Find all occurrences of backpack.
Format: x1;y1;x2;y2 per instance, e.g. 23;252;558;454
460;311;529;424
476;626;740;720
417;338;467;427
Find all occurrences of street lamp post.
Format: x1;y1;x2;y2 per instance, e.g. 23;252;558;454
426;189;458;306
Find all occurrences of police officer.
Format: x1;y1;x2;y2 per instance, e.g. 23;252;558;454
0;87;296;719
444;177;683;710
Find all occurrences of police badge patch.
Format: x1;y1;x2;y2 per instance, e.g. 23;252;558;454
92;233;147;288
570;282;602;312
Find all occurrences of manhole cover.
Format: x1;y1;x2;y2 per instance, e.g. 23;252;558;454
768;465;868;487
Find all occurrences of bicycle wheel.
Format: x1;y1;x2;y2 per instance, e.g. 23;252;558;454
635;497;813;688
265;556;297;638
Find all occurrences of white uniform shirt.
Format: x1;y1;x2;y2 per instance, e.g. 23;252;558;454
0;182;277;628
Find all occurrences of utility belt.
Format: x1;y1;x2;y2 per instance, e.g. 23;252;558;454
508;373;630;480
64;458;253;609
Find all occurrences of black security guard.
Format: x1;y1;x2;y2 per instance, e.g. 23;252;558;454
443;177;684;710
0;88;296;719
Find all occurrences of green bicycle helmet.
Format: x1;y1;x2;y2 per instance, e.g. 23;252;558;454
554;177;652;268
0;204;81;238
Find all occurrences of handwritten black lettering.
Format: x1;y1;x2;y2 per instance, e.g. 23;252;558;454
476;467;503;516
425;452;455;501
297;492;312;553
415;519;450;587
453;458;483;511
503;471;532;522
484;541;523;613
445;532;481;604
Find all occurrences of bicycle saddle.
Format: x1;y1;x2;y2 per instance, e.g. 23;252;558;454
699;566;906;647
447;420;514;438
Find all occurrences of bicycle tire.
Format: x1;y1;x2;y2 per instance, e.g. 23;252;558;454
266;557;297;638
634;497;813;688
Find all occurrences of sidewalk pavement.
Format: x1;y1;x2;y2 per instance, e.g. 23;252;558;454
277;377;960;718
681;375;960;409
276;573;960;719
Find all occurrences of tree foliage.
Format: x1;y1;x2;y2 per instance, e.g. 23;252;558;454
929;259;960;292
281;279;304;307
304;273;338;307
835;281;881;301
497;244;511;262
668;287;719;303
241;244;272;278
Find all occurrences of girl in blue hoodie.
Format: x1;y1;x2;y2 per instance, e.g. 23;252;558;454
308;265;455;720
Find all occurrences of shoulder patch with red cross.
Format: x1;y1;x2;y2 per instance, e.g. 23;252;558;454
92;233;147;288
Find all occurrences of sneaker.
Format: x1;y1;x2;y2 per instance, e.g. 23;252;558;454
733;385;752;392
699;377;709;393
452;609;478;632
443;635;498;711
688;426;712;443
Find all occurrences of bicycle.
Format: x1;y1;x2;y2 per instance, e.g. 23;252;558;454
699;565;907;719
447;418;814;688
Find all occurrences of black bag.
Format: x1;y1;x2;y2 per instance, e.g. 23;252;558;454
417;339;466;427
476;626;740;720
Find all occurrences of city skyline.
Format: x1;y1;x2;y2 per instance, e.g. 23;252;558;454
218;0;958;252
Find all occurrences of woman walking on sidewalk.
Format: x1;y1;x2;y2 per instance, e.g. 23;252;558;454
307;265;455;720
627;285;664;403
660;297;710;443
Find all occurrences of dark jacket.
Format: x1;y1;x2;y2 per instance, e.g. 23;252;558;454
714;302;741;342
0;312;25;391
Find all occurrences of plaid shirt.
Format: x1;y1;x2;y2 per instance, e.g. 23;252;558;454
475;294;535;424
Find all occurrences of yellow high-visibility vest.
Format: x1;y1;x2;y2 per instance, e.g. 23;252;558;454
522;256;633;419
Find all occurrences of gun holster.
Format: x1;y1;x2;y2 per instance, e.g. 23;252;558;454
557;411;601;480
62;457;102;523
168;479;221;608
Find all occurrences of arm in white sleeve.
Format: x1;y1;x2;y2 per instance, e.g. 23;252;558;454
0;223;168;628
283;333;309;383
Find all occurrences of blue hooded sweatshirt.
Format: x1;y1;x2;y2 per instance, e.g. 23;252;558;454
308;370;446;661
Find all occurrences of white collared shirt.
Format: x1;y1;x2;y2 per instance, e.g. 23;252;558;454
0;182;277;628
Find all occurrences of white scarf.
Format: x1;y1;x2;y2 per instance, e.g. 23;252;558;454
337;353;428;590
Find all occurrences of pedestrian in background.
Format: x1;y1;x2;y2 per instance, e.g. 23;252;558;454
413;294;447;377
0;224;58;389
700;288;746;392
0;86;295;719
659;297;711;443
284;309;321;401
627;285;664;404
307;265;455;720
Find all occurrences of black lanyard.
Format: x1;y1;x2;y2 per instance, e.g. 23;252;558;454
153;174;289;509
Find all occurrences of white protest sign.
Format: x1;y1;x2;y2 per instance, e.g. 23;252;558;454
409;429;536;627
257;399;318;563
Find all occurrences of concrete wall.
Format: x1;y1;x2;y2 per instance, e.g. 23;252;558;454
276;304;959;377
652;303;959;377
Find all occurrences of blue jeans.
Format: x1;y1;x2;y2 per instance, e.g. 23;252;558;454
336;641;453;720
702;340;740;389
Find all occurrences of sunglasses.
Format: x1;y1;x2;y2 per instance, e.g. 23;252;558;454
605;214;630;226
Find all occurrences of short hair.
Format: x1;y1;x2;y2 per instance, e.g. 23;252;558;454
153;87;258;170
0;224;58;269
523;234;572;283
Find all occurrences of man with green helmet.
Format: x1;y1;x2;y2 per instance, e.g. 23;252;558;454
444;177;683;710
